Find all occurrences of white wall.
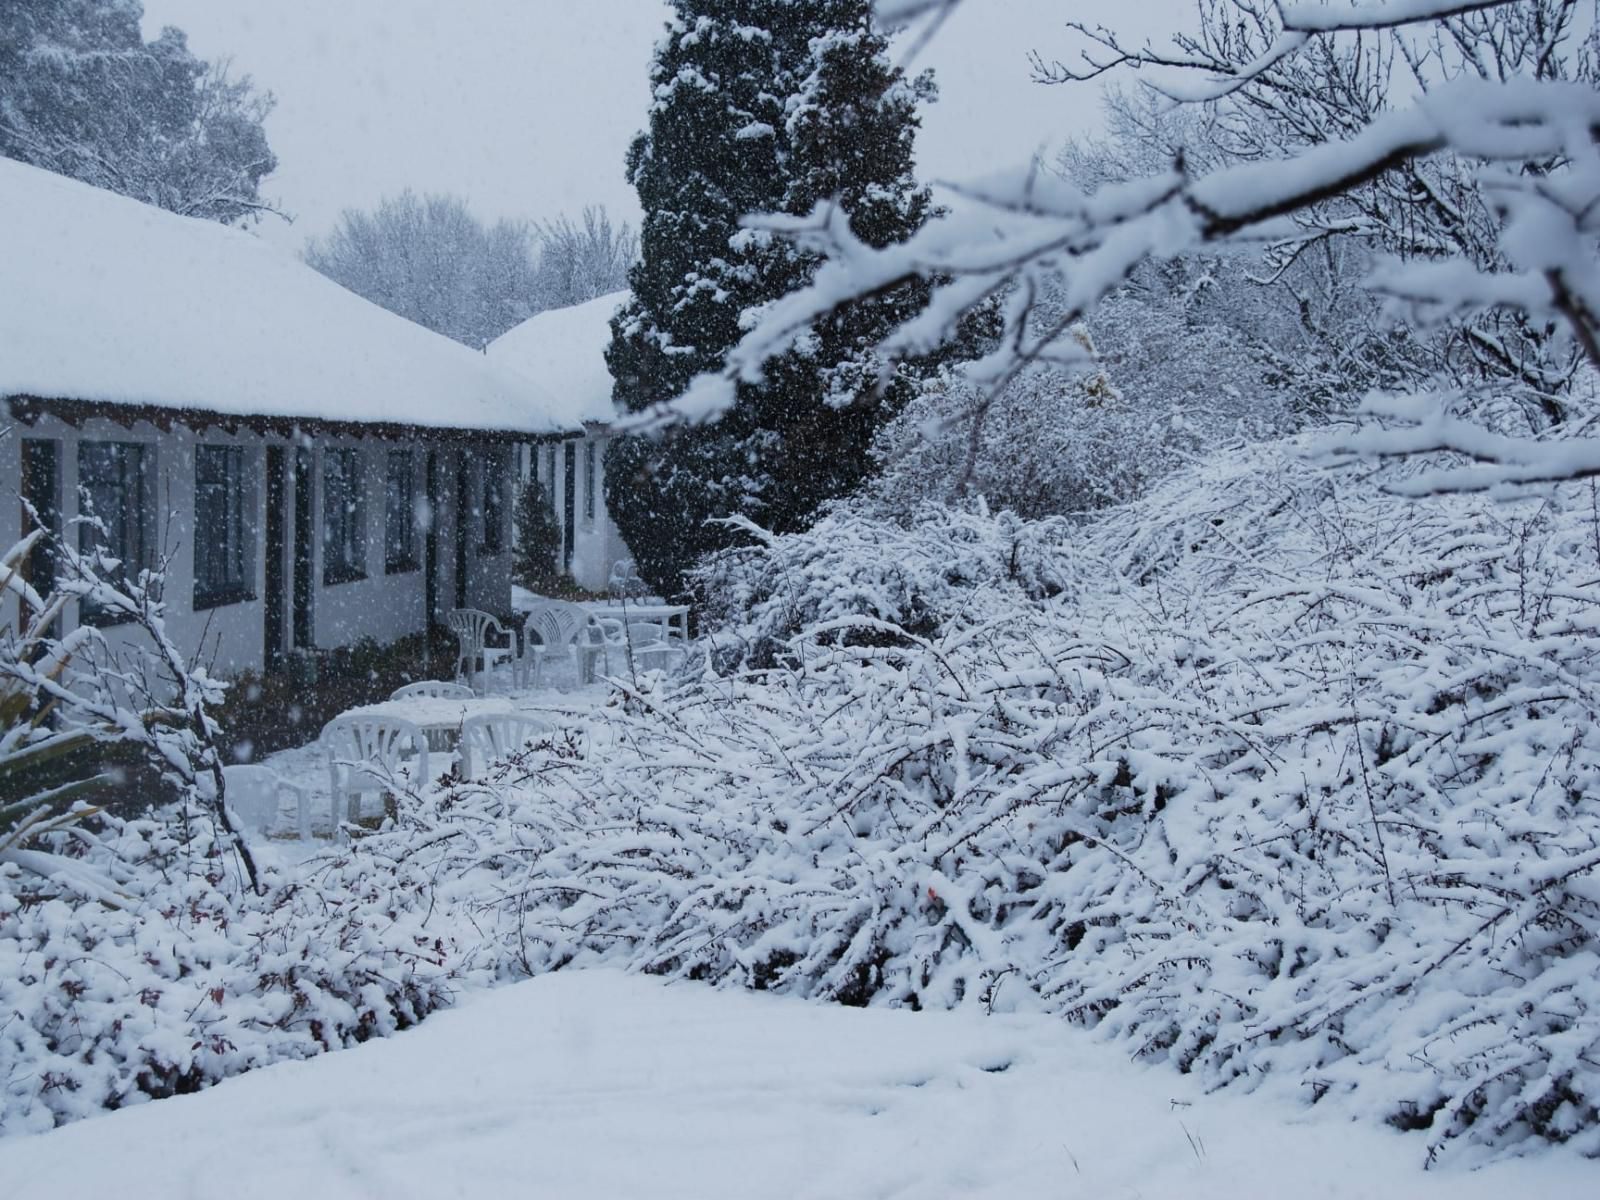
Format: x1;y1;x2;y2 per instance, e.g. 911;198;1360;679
2;410;514;678
2;415;269;675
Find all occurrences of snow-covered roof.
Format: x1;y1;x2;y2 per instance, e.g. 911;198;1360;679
486;291;627;426
0;157;571;436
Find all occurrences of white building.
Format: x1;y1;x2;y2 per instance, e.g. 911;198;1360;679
0;157;578;677
487;291;632;593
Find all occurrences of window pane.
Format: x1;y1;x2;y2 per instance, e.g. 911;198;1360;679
77;442;146;620
195;445;248;601
385;450;415;569
323;448;364;581
584;441;596;520
482;452;504;554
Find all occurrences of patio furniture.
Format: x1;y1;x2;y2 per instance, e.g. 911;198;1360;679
391;680;476;702
626;621;687;672
607;557;647;598
459;712;554;777
391;680;477;751
603;621;687;677
517;600;605;690
583;601;691;642
222;764;313;841
321;714;430;828
447;608;514;690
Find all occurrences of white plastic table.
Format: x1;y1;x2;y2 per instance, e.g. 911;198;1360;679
342;697;533;752
582;602;691;641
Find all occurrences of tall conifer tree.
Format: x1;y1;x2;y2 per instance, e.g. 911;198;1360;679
605;0;936;600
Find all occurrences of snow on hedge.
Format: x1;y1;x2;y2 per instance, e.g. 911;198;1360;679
8;433;1599;1161
0;817;462;1133
334;435;1600;1163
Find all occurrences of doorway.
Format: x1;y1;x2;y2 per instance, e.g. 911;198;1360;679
292;446;313;649
425;449;440;626
454;451;469;611
20;439;60;631
264;446;286;665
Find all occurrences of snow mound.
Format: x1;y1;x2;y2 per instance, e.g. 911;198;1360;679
3;970;1593;1199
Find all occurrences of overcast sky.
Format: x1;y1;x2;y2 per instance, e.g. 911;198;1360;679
140;0;1190;249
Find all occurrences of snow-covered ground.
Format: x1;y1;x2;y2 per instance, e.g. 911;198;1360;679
0;968;1589;1199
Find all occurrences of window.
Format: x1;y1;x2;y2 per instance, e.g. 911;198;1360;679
194;445;252;608
77;442;148;623
21;440;60;611
482;451;506;554
385;450;418;573
584;440;596;521
322;447;365;584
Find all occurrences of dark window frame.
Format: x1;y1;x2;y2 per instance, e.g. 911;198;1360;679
193;444;254;610
385;449;419;574
76;440;150;626
584;439;597;522
322;447;367;586
480;451;506;556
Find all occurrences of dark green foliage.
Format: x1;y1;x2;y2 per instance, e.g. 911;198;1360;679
0;0;276;224
605;0;940;599
511;475;562;591
214;630;456;762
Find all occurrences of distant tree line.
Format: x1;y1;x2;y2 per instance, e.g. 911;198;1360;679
304;196;637;350
0;1;633;350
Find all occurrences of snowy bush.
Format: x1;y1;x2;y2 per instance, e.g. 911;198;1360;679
1;528;467;1136
691;501;1081;665
0;816;461;1133
15;435;1600;1160
866;332;1197;518
349;436;1600;1162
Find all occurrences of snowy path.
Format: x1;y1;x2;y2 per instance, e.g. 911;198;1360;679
0;970;1589;1199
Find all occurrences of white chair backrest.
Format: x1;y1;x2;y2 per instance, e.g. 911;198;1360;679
322;715;430;787
221;764;282;834
447;608;503;649
460;713;553;774
391;680;475;701
523;601;593;653
626;621;668;646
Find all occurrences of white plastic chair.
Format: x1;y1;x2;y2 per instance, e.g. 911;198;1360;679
623;621;687;674
321;714;430;828
600;620;685;677
516;601;604;690
459;712;554;777
607;557;647;598
447;609;513;690
390;680;476;702
222;764;313;842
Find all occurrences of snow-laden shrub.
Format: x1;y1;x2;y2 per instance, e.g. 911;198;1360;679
0;526;468;1137
866;352;1188;519
0;814;464;1134
355;436;1600;1163
692;501;1081;666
